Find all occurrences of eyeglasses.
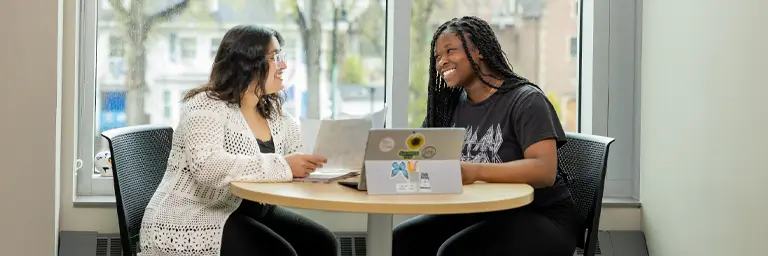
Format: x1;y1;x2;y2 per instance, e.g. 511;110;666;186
272;52;288;65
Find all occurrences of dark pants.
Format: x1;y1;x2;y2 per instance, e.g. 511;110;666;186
392;198;580;256
221;204;339;256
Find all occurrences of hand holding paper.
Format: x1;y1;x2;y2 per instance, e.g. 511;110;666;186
299;107;387;171
284;153;327;178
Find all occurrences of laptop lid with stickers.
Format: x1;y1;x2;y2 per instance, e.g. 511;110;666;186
364;128;464;195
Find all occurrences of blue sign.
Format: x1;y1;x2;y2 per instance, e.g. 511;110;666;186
100;92;126;133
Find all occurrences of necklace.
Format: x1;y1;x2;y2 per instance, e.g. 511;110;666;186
487;87;497;98
487;80;502;97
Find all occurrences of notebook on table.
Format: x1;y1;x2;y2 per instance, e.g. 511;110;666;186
294;170;361;183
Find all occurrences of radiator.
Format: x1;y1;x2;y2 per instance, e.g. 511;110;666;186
58;231;368;256
60;230;647;256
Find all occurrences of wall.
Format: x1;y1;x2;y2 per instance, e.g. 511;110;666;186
639;0;768;255
0;0;62;255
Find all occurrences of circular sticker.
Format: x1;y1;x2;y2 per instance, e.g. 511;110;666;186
406;133;426;150
379;137;395;152
421;146;437;159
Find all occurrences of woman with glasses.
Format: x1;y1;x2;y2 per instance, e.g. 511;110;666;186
138;25;338;256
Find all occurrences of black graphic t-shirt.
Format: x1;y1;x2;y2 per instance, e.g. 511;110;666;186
451;81;572;207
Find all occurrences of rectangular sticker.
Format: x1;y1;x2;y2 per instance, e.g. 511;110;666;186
419;172;431;192
395;183;417;193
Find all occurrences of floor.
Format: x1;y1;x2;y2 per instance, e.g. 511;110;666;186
574;231;648;256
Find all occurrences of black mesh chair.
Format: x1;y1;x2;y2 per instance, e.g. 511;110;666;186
558;132;615;256
102;125;173;256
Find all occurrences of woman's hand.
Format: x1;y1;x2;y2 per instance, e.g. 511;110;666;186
460;162;480;185
284;153;328;178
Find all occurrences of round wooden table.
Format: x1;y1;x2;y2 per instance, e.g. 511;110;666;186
231;180;533;256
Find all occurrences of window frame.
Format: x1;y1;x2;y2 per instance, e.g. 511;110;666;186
581;0;642;200
77;0;110;196
75;0;641;201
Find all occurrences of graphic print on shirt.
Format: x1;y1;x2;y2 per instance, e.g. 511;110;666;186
461;124;504;163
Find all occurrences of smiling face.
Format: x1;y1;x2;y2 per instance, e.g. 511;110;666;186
262;36;287;94
434;31;482;88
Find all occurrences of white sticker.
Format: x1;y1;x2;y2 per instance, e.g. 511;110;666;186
395;183;417;193
419;172;431;192
379;137;395;152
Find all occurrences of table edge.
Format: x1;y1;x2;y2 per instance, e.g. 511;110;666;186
230;182;534;215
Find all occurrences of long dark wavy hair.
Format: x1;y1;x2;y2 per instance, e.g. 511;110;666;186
422;16;539;128
183;25;285;118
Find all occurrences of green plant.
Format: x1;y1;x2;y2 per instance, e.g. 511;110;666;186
341;55;366;84
546;92;563;119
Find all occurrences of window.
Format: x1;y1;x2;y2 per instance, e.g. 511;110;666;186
78;0;637;201
570;36;578;59
163;90;172;120
78;0;387;196
108;36;124;58
407;0;581;133
168;33;177;62
180;37;197;60
573;0;580;18
210;38;221;58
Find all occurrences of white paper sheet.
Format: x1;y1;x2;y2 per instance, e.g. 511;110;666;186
299;118;322;154
299;107;388;170
313;118;371;170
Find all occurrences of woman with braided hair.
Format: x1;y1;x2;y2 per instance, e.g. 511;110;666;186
392;16;579;255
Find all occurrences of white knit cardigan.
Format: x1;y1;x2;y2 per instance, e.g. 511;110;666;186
139;93;300;256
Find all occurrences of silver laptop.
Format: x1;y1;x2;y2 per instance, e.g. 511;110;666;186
340;128;465;194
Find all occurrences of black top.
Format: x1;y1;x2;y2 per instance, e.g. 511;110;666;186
236;138;276;218
451;81;571;207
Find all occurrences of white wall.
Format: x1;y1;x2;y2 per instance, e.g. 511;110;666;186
639;0;768;255
0;0;62;255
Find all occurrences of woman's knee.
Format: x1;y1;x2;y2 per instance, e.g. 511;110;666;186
392;218;430;254
316;228;340;253
392;218;424;245
391;222;412;247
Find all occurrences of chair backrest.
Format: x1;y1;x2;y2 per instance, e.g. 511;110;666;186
101;125;173;255
557;132;615;255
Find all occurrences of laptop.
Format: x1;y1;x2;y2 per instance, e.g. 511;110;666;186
339;128;465;195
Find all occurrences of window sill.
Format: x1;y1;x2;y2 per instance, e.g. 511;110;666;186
73;195;116;208
601;197;641;208
73;195;641;208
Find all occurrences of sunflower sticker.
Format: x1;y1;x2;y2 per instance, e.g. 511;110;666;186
406;133;425;150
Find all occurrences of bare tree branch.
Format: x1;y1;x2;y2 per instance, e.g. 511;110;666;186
108;0;129;19
417;0;437;27
147;0;191;29
295;4;309;33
